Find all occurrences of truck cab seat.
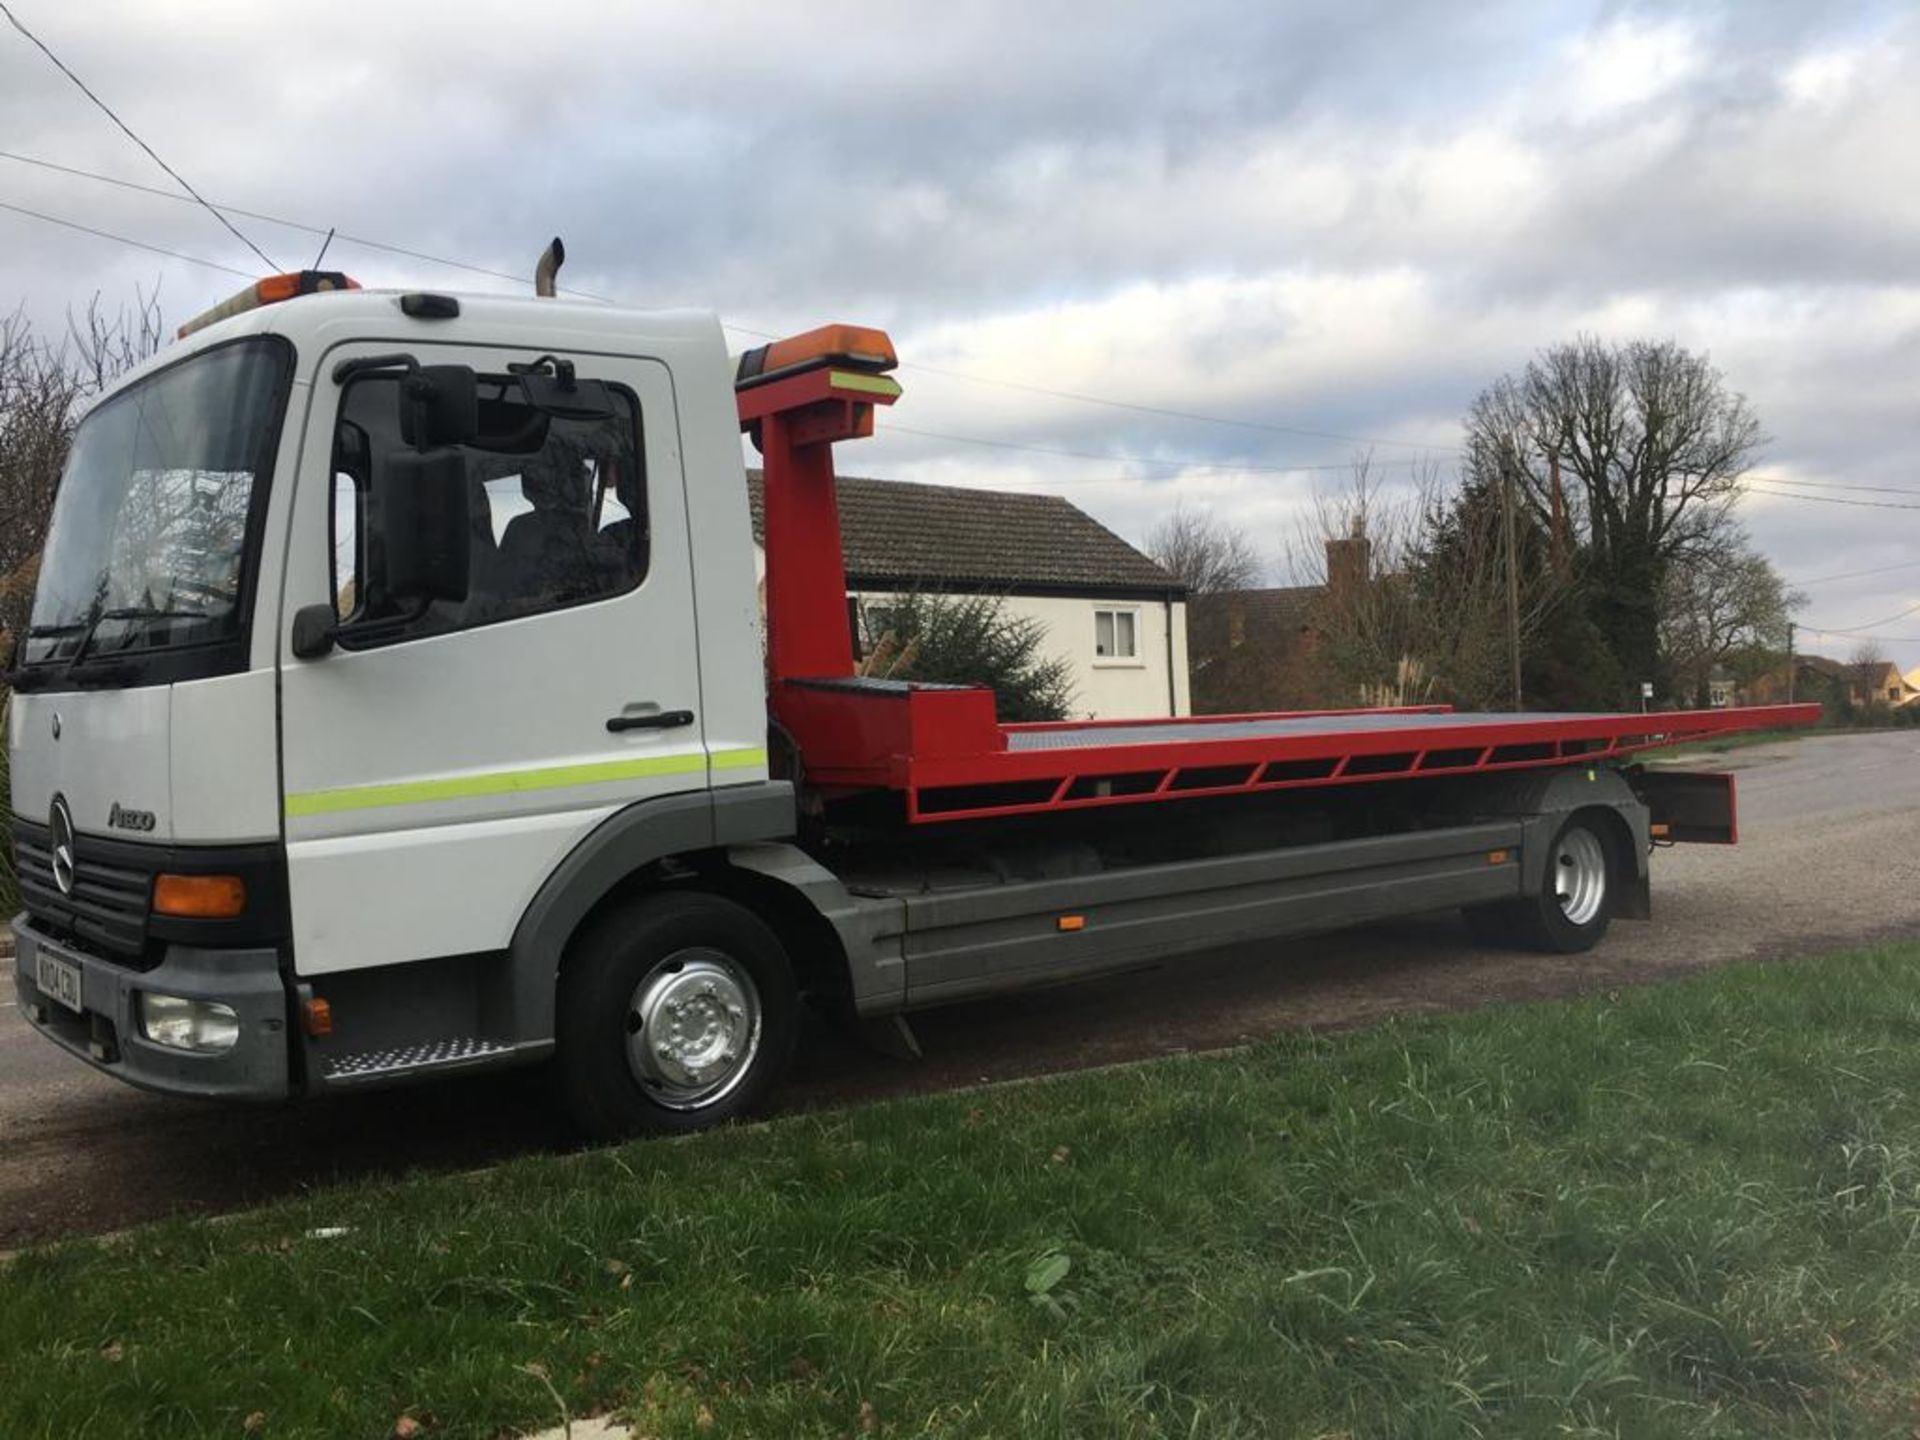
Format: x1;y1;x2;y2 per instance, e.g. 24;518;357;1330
497;463;600;603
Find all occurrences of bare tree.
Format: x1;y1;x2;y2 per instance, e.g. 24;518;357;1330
1464;337;1765;690
1145;504;1263;595
1844;639;1896;717
1284;454;1569;709
0;292;163;647
1659;518;1797;707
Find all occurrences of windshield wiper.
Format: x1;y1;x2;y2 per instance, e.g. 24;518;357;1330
64;604;209;673
8;606;207;690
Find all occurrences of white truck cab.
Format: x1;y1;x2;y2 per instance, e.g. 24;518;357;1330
10;279;809;1124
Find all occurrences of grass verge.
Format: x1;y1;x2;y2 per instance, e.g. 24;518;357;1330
10;943;1920;1438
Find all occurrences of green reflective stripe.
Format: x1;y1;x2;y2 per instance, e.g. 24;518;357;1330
286;747;767;818
827;370;903;398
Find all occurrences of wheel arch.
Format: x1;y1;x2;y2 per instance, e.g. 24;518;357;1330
506;783;797;1042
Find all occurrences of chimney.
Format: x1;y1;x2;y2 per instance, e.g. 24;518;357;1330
1325;515;1371;601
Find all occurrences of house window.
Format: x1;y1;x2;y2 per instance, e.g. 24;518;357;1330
1095;607;1138;660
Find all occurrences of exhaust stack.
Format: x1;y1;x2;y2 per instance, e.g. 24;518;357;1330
534;237;565;297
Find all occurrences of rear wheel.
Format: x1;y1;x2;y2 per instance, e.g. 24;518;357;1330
554;892;798;1139
1461;812;1618;954
1508;813;1617;953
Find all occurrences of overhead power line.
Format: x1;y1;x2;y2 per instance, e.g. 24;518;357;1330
1790;558;1920;588
899;355;1443;451
0;198;254;278
885;423;1432;477
0;3;278;271
0;150;611;301
1743;484;1920;512
1803;596;1920;637
1745;473;1920;497
1800;627;1920;645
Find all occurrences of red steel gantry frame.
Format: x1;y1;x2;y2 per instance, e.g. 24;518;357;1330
737;329;1822;825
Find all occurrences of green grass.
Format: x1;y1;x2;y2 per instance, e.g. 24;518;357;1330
12;945;1920;1438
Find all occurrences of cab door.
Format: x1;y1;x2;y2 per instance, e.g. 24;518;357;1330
278;343;709;978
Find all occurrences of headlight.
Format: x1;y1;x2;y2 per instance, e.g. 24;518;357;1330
138;993;241;1053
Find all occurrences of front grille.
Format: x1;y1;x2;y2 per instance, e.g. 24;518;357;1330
14;819;154;964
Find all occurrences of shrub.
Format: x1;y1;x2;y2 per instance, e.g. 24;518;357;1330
856;591;1075;722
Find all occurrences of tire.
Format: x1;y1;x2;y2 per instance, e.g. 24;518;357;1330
554;891;799;1140
1506;812;1618;954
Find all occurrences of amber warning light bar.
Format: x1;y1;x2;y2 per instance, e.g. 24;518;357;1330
177;270;361;340
735;323;897;390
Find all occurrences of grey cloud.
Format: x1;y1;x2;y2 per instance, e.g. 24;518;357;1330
0;0;1914;662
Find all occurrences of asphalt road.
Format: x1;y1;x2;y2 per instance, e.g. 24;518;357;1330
3;731;1918;1250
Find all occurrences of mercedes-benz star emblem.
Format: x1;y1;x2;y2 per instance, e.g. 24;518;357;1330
49;794;75;897
50;711;60;741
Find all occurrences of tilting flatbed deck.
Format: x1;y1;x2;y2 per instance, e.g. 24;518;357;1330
773;677;1820;822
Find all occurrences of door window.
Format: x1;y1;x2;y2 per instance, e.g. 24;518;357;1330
330;369;647;644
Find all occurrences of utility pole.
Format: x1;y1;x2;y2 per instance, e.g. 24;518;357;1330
1547;449;1567;575
1786;620;1795;704
1500;441;1523;709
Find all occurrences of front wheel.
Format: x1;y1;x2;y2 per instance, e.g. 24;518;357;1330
554;892;798;1140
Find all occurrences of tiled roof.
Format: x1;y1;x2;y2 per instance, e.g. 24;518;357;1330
1192;586;1322;631
746;471;1182;597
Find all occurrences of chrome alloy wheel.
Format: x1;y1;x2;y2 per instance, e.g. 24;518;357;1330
1553;827;1608;927
624;949;763;1110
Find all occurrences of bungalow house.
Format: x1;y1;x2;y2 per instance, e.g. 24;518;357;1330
747;472;1190;720
1746;655;1920;711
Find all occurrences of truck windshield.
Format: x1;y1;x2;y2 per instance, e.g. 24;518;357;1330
22;338;289;672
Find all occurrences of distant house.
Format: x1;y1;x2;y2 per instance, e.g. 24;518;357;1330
747;471;1189;720
1746;655;1920;711
1185;529;1373;714
1850;660;1920;709
1186;585;1324;713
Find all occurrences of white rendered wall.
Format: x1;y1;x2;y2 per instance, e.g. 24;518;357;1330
752;544;1189;719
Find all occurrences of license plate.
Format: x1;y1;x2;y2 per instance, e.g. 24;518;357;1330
35;947;83;1015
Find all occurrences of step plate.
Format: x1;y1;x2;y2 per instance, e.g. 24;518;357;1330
323;1036;513;1083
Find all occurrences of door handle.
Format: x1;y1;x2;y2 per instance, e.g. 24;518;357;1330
606;708;695;733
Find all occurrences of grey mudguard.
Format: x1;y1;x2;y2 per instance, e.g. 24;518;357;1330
508;781;799;1040
725;841;906;1015
1436;764;1652;917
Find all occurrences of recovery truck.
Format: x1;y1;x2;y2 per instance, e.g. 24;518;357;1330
7;267;1818;1136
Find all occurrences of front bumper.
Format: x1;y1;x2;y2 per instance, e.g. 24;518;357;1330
11;915;292;1100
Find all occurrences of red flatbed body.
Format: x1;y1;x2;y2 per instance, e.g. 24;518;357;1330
737;335;1822;826
775;678;1818;823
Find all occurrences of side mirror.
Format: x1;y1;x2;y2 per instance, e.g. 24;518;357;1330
384;448;471;603
290;602;338;660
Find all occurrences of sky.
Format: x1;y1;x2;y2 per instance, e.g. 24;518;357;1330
3;0;1917;670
